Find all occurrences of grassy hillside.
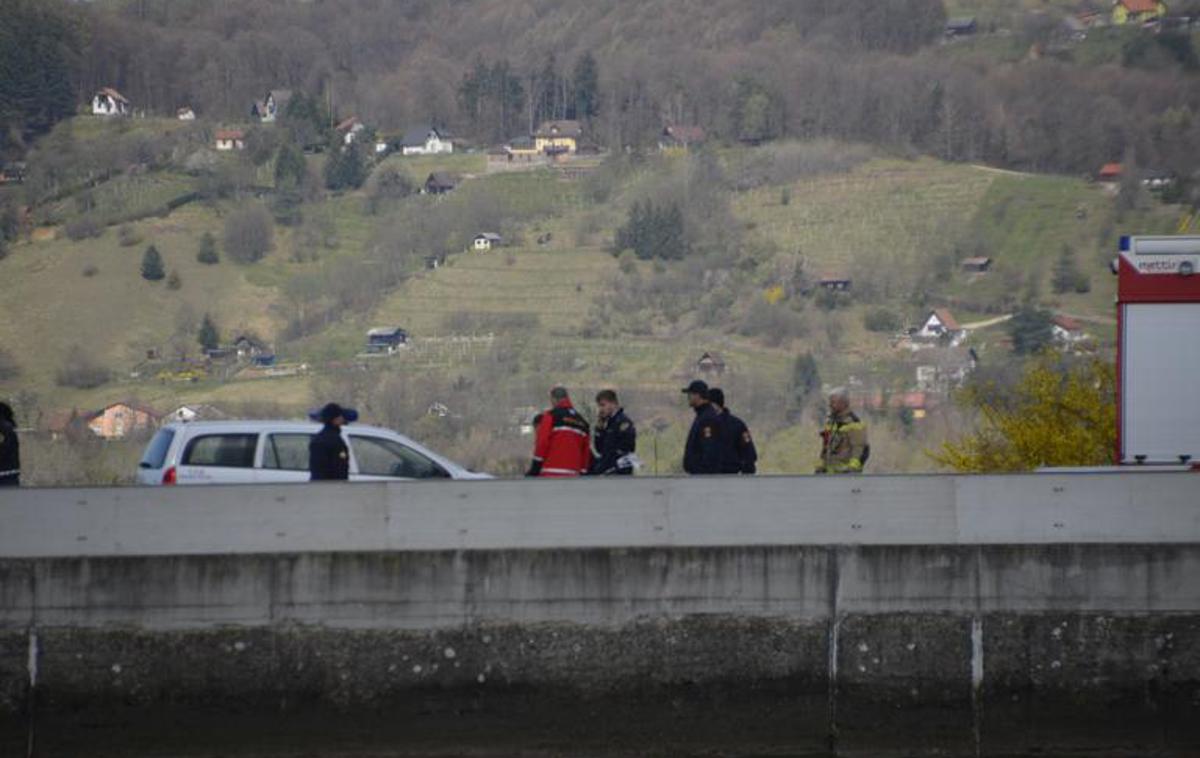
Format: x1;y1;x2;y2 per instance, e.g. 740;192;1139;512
0;116;1189;482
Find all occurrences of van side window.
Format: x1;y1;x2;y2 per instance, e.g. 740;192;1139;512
262;433;313;471
349;436;449;479
181;434;258;468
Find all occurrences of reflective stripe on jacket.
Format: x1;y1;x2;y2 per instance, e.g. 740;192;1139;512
533;400;592;477
817;411;868;474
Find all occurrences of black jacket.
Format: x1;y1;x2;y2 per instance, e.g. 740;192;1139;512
309;424;350;481
683;403;722;475
0;419;19;486
591;408;637;475
716;409;757;475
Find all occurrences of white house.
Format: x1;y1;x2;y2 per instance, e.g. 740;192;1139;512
916;308;966;346
92;87;130;117
177;107;196;121
473;233;503;251
251;90;292;123
1051;315;1087;345
167;404;227;423
336;116;366;146
401;125;453;156
214;129;245;151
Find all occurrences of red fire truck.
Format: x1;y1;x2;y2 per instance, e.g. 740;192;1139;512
1115;235;1200;466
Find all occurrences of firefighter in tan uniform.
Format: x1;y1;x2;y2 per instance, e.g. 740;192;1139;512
815;387;869;474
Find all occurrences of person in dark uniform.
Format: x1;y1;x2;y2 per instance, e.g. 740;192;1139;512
590;389;637;475
681;380;722;475
308;402;358;481
708;388;758;475
0;402;20;487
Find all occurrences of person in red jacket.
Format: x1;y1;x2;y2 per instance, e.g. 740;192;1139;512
526;386;592;477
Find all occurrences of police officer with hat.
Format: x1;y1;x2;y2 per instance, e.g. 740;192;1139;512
708;387;757;475
308;402;358;481
681;380;722;475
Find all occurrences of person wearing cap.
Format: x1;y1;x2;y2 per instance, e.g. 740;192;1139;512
589;389;637;476
309;402;358;481
681;380;722;475
527;387;592;478
0;402;20;487
708;388;757;475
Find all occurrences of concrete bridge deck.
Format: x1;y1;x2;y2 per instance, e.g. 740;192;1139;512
1;472;1198;755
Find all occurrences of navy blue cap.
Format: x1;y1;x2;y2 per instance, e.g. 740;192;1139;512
681;380;709;395
309;403;358;423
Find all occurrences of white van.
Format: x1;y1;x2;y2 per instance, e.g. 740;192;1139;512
137;420;491;485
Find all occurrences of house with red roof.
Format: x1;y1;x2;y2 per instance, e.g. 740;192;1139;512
1098;162;1123;182
214;129;245;151
917;308;966;346
1112;0;1167;25
1051;315;1088;345
92;87;130;117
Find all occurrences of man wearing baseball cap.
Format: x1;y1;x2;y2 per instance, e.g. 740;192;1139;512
308;402;358;481
680;380;722;475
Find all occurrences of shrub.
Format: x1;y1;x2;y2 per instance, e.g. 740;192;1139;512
82;264;99;277
64;216;103;241
196;231;219;264
366;164;415;213
223;205;274;263
117;224;142;247
864;307;902;333
166;269;182;290
141;245;165;280
55;349;111;389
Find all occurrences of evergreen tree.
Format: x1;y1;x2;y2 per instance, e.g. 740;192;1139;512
274;142;308;191
197;232;219;264
323;143;367;190
141;245;165;281
197;313;220;351
0;0;80;151
791;352;821;410
1007;304;1054;355
572;52;600;120
166;269;182;290
1052;245;1083;294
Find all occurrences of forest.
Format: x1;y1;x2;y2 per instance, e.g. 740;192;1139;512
3;0;1200;182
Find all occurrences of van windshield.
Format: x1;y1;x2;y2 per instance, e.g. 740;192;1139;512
140;429;176;469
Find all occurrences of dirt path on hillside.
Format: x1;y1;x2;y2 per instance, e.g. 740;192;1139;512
969;164;1035;178
961;314;1013;330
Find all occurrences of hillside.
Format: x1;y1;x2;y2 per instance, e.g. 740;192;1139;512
0;112;1185;483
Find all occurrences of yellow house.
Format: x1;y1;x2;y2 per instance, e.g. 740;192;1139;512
533;120;582;155
1112;0;1167;25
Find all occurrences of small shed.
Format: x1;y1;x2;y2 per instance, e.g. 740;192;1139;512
1098;162;1123;182
945;17;978;36
177;107;196;121
424;172;458;195
961;256;992;273
473;233;503;251
659;125;707;151
366;326;409;354
233;335;269;360
696;351;726;376
214;129;245;151
818;276;853;292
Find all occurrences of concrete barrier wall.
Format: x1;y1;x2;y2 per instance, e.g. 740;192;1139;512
1;472;1198;557
1;473;1199;755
